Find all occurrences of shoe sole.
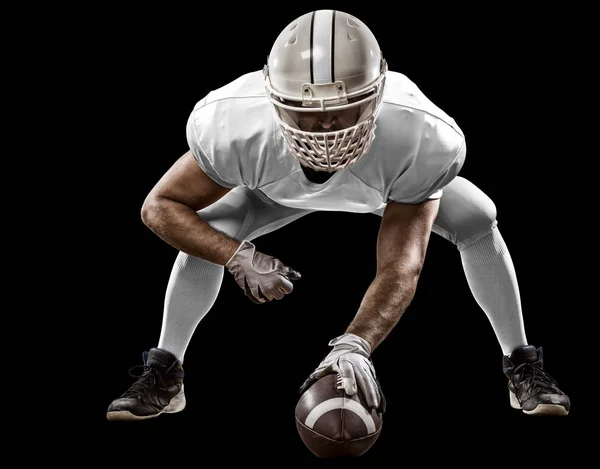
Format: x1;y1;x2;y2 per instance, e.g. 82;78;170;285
106;386;186;421
509;390;569;416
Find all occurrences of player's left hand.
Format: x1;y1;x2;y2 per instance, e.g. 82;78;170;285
299;333;386;413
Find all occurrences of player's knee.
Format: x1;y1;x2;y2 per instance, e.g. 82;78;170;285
433;177;500;250
454;196;497;250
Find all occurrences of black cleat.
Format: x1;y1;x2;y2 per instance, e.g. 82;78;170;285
503;345;570;416
107;348;185;421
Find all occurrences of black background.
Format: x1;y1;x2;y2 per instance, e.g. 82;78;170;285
50;2;591;463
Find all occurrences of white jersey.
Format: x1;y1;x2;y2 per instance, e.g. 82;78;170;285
186;70;466;213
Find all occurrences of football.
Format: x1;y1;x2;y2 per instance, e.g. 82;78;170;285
295;373;383;458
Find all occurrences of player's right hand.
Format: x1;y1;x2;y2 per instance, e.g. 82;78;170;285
225;240;301;304
298;333;386;413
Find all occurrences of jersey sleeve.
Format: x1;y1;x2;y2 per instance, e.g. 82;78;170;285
387;137;466;204
185;107;240;189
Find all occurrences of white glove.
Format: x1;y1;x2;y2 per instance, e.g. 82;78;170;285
299;333;386;412
225;240;301;304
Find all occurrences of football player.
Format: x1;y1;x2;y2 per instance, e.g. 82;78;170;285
107;9;569;421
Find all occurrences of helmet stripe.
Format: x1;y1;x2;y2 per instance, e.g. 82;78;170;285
309;11;315;84
312;10;334;85
331;10;336;82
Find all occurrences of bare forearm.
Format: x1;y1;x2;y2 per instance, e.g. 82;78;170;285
346;264;420;351
141;197;240;266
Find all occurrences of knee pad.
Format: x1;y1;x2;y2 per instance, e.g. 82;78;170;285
433;177;498;250
454;198;498;250
457;218;498;251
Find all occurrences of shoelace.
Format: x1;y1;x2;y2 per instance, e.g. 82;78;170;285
512;360;560;398
121;364;170;407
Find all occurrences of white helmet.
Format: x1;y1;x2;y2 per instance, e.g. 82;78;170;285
264;10;387;172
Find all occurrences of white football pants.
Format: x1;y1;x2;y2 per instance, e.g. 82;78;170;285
157;176;527;361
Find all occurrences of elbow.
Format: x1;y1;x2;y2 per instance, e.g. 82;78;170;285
374;260;423;311
399;262;423;287
141;194;162;229
379;257;424;284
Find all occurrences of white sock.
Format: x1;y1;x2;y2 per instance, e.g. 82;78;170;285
460;226;528;355
157;252;224;362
